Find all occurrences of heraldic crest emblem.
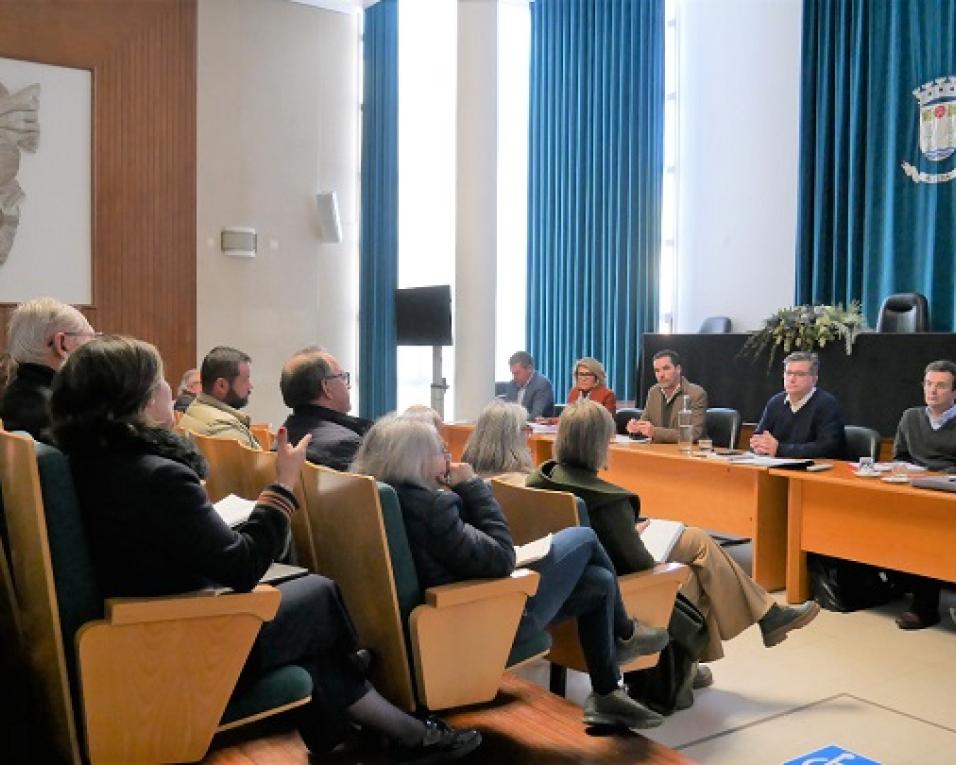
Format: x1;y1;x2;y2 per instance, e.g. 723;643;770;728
901;75;956;184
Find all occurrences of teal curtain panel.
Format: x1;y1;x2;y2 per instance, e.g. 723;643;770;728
359;0;399;418
527;0;663;402
796;0;956;329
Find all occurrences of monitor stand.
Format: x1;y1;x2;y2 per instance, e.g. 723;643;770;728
430;345;449;420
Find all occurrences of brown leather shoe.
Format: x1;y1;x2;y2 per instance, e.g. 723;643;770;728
896;609;940;630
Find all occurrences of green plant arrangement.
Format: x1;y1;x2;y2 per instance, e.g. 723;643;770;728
741;301;869;369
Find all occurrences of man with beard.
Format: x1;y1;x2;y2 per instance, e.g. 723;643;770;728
180;346;259;448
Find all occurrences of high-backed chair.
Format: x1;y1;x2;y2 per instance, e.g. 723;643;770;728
489;479;689;676
699;316;732;333
250;423;276;450
614;407;643;435
0;430;312;764
876;292;929;333
299;463;546;712
844;425;880;462
553;403;566;417
189;432;316;571
705;407;742;449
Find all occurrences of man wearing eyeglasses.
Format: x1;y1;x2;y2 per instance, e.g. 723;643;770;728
890;359;956;630
279;347;372;471
749;351;847;458
0;296;97;441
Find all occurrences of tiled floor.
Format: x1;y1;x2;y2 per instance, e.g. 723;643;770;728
515;544;956;765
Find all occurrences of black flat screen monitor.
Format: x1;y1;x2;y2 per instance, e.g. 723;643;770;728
395;285;453;346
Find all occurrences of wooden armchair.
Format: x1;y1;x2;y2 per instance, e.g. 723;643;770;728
189;431;316;571
0;431;312;764
490;479;690;675
250;423;276;450
299;463;548;712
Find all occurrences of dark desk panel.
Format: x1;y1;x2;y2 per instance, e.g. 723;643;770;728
639;333;956;436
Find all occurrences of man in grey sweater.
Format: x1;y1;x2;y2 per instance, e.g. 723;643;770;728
892;359;956;630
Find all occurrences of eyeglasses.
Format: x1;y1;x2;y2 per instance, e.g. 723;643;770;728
324;371;351;387
49;330;102;348
574;371;597;379
783;370;811;378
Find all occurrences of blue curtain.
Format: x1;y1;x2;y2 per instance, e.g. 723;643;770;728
527;0;663;403
359;0;398;418
796;0;956;330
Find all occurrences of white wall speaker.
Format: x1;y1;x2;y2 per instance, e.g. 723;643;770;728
221;227;257;258
316;191;343;244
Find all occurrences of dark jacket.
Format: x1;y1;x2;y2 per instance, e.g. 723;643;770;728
754;389;847;459
502;372;555;419
67;428;293;598
282;404;372;471
527;460;655;574
173;393;196;413
0;362;56;442
394;478;515;589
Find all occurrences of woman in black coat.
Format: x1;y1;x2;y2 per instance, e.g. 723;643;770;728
49;336;479;761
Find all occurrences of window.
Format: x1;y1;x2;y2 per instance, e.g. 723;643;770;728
659;0;679;333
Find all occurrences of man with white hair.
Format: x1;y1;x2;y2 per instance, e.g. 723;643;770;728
0;297;97;440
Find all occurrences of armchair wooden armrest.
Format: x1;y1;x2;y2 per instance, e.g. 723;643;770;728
424;570;540;608
104;585;281;625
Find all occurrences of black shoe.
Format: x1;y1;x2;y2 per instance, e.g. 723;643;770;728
391;716;482;763
350;648;374;676
759;601;821;647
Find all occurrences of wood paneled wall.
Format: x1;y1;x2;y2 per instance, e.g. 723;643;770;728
0;0;196;382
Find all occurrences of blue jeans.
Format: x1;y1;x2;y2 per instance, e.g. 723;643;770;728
517;526;629;694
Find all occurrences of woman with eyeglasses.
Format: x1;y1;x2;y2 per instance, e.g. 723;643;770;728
352;412;671;732
50;336;482;762
567;357;617;416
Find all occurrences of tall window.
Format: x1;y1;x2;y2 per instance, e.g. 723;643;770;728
659;0;679;332
396;0;457;417
495;0;531;380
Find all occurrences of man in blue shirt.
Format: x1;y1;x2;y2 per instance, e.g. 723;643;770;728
893;359;956;630
750;351;847;459
502;351;555;420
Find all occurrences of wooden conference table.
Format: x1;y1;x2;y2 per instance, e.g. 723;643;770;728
442;424;789;592
774;462;956;603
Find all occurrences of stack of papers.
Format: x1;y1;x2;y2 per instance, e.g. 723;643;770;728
213;494;256;528
639;519;685;563
725;454;813;468
848;462;927;473
515;533;553;566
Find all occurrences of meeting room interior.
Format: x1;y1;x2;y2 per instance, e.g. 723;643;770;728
1;1;955;764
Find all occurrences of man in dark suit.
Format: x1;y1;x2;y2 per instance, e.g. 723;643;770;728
502;351;555;420
280;347;372;471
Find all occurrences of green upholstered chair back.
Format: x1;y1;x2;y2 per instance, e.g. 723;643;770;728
376;483;425;627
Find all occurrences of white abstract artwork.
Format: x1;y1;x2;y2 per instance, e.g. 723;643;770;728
0;58;91;304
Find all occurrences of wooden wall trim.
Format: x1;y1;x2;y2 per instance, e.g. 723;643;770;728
0;0;197;383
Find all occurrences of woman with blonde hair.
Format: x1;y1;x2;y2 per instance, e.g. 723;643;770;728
528;400;820;687
461;399;534;478
352;413;671;731
566;357;617;416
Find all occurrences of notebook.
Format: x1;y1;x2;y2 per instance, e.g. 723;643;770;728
213;493;256;528
640;519;685;563
515;533;553;567
259;562;309;585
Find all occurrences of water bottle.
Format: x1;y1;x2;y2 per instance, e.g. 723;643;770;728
678;395;693;454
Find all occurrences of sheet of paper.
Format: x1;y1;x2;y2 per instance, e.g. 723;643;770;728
640;519;685;563
514;533;553;566
213;493;256;528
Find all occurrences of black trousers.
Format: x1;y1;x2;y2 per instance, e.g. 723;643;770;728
241;573;371;751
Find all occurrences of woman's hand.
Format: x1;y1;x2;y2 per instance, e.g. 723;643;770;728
275;427;312;488
445;461;475;487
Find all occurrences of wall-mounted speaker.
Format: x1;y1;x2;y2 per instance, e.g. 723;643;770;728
316;191;343;244
221;227;257;258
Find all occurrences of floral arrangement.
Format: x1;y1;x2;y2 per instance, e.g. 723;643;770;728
741;302;869;368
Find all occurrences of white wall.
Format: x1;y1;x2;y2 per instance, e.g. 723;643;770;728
197;0;360;427
676;0;802;333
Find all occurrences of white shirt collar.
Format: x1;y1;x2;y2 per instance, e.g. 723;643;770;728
927;402;956;430
785;386;816;413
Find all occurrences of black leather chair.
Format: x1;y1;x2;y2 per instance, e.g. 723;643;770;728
705;407;741;449
876;293;929;333
614;407;643;435
494;380;509;397
553;403;566;417
699;316;732;333
844;425;880;462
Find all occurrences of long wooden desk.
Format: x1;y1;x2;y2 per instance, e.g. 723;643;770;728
775;463;956;603
442;424;788;591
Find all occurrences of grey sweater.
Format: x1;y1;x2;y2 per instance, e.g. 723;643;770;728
893;407;956;473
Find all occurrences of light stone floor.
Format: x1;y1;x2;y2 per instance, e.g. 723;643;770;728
514;543;956;765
